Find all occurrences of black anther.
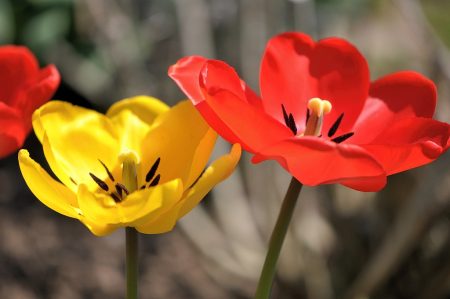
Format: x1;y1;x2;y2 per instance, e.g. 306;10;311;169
328;113;344;138
98;160;115;182
110;193;121;203
149;174;160;187
281;104;290;126
89;173;109;191
288;113;297;135
115;183;129;197
281;104;297;135
331;132;354;143
146;157;160;183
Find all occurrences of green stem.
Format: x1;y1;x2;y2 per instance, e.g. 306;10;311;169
126;227;138;299
122;156;139;299
253;177;303;299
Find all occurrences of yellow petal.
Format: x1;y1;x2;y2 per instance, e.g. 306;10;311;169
106;96;170;159
135;204;183;234
121;178;183;223
106;96;169;126
178;143;241;218
132;178;185;234
139;100;215;187
33;101;120;190
42;133;77;192
185;128;217;188
77;179;183;225
18;150;80;219
77;186;120;224
80;217;119;237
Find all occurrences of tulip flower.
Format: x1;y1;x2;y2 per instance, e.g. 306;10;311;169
19;97;240;236
0;45;60;158
19;96;240;299
169;32;450;299
169;32;449;192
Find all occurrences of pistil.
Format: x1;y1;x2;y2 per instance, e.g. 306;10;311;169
304;98;332;136
121;152;138;194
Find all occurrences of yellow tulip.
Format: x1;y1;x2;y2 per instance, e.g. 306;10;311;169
19;96;241;236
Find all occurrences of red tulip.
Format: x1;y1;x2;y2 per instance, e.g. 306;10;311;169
0;46;60;158
169;32;450;191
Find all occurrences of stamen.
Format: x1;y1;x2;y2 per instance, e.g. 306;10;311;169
281;104;297;135
98;160;115;182
110;193;121;203
70;177;78;185
288;113;297;135
306;109;310;125
149;174;160;187
145;157;160;183
328;113;344;137
331;132;354;143
89;173;109;191
115;183;129;197
281;104;290;127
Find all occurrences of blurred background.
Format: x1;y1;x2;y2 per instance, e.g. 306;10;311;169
0;0;449;298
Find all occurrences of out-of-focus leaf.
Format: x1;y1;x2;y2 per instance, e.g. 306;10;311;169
28;0;73;6
315;0;374;11
22;8;70;52
0;0;15;43
422;0;450;48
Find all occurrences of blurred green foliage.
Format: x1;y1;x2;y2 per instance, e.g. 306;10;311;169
0;0;14;43
422;0;450;48
0;0;73;56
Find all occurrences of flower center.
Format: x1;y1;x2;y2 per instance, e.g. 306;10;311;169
281;98;355;144
86;157;162;203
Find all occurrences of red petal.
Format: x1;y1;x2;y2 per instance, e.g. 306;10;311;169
169;56;242;145
0;103;27;158
252;136;386;191
0;46;60;129
0;46;39;107
169;56;262;108
20;64;60;123
170;56;292;152
352;71;437;144
199;61;293;152
260;32;369;135
169;56;210;105
340;176;387;192
359;117;449;175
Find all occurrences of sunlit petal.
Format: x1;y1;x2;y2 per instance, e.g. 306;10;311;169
178;143;241;218
18;150;80;218
33;101;120;189
107;96;169;157
135;205;183;234
80;217;119;237
140;100;213;187
77;179;183;225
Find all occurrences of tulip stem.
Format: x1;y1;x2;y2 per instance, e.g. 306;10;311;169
126;227;138;299
122;155;139;299
253;177;303;299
